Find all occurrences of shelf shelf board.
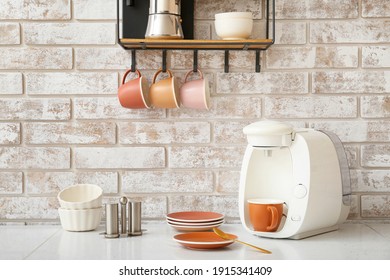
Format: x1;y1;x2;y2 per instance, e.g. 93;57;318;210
119;38;274;51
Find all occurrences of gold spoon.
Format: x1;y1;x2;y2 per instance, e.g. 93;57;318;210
213;227;272;254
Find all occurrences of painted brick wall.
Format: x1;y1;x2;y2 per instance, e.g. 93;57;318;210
0;0;389;223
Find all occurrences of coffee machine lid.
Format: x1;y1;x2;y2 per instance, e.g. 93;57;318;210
243;121;294;147
244;121;293;136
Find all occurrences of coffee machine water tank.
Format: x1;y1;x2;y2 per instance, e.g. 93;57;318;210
238;121;351;239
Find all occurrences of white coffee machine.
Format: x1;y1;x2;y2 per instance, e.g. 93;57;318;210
239;121;351;239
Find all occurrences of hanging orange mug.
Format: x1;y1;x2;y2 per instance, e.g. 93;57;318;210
118;69;150;109
149;69;180;109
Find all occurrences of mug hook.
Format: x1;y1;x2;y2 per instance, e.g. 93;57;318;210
255;50;261;73
224;50;229;73
193;50;198;73
131;50;136;72
162;50;167;72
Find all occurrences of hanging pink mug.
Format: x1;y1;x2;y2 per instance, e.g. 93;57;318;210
179;69;210;110
118;69;150;109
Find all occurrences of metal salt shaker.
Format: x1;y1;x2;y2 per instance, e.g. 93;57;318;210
104;203;119;238
128;201;142;236
119;196;128;236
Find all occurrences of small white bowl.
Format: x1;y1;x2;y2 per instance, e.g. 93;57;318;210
215;12;253;19
58;207;102;232
57;184;103;210
215;12;253;40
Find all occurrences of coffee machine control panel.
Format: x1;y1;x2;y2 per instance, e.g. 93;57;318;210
293;184;307;199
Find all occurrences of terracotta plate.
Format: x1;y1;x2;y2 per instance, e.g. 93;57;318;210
166;218;224;226
167;221;224;232
166;211;224;223
173;232;237;249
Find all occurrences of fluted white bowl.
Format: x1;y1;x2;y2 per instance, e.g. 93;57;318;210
57;184;103;210
58;207;102;232
215;12;253;40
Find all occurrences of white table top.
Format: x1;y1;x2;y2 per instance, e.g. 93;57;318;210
1;222;390;260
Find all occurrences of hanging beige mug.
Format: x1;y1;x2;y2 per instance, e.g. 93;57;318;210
118;69;150;109
149;69;180;109
180;69;210;110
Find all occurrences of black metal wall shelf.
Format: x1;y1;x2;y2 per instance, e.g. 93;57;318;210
117;0;276;72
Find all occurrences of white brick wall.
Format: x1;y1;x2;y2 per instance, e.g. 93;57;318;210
26;73;118;95
0;0;70;20
0;147;70;169
275;0;359;19
0;23;20;44
0;123;20;144
118;121;211;144
0;98;71;120
310;20;390;43
73;0;116;20
1;0;389;222
25;172;118;194
0;73;23;94
216;72;309;94
24;122;116;144
264;96;357;118
74;147;165;169
0;172;23;194
267;46;358;69
0;48;72;69
122;171;214;193
24;23;116;45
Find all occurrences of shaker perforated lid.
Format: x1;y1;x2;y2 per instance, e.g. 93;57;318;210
243;121;294;147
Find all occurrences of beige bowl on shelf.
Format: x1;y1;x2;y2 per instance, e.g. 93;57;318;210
57;184;103;210
215;12;253;40
58;207;102;232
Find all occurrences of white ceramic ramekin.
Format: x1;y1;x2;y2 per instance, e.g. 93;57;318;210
58;207;102;232
57;184;103;210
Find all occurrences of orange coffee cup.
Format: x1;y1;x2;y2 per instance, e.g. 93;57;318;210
118;69;150;109
247;198;284;232
149;69;180;109
180;69;210;110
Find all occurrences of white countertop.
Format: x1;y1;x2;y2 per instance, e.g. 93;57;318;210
1;222;390;260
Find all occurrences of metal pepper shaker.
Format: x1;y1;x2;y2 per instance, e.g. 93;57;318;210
104;203;119;238
128;201;142;236
119;196;128;236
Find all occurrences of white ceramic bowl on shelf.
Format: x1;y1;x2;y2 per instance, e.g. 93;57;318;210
57;184;103;210
58;207;102;232
215;12;253;40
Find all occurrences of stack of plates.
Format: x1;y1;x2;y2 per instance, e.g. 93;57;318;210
166;211;224;232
